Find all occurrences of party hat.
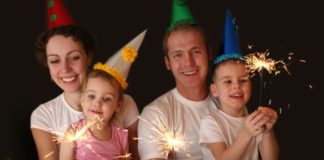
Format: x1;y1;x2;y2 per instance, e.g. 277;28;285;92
47;0;75;30
167;0;198;32
214;10;242;64
93;30;147;90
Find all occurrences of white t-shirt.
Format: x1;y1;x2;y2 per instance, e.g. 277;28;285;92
199;110;262;160
138;88;218;160
30;93;139;137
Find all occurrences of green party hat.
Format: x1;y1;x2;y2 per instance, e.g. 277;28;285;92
167;0;198;32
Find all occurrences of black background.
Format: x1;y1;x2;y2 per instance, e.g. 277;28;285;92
0;0;322;159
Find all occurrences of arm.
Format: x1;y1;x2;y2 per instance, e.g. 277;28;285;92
207;110;269;160
127;120;140;160
258;107;279;160
138;107;168;160
59;128;75;160
59;141;75;160
31;128;58;160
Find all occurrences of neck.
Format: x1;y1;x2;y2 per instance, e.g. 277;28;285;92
176;85;208;101
91;123;112;141
64;91;82;111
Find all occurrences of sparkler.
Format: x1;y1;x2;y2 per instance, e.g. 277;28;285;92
242;50;290;105
137;116;191;159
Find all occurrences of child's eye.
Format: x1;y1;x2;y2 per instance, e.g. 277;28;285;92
87;94;95;99
103;96;112;102
224;80;232;84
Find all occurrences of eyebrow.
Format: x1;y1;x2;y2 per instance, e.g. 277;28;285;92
47;50;81;57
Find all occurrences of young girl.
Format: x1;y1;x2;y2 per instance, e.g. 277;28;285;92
60;69;129;160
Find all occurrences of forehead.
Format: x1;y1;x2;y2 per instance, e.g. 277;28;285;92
215;61;247;77
167;29;205;51
46;35;83;55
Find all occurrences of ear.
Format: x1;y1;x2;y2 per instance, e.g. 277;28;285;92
164;56;171;70
210;83;218;97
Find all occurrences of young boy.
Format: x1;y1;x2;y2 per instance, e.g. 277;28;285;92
199;10;279;160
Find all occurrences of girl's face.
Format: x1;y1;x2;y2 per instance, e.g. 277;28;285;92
80;77;120;124
46;35;90;93
210;61;252;116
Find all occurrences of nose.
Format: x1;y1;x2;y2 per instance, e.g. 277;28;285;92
185;54;195;66
233;81;242;90
61;59;72;72
94;100;103;109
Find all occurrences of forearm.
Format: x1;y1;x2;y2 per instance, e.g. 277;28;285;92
259;129;279;160
31;128;59;160
127;121;140;160
218;131;254;160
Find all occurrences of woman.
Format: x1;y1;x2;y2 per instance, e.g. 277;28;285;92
30;25;139;160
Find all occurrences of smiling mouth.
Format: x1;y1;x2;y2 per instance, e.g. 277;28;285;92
230;93;243;98
182;70;198;76
61;76;77;82
90;110;103;115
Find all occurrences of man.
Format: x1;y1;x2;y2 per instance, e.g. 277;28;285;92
138;0;218;159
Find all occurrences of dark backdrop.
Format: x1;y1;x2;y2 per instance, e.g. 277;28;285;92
0;0;322;159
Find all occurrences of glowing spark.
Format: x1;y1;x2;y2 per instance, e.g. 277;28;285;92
55;116;102;144
43;151;54;159
137;116;191;158
309;84;313;90
299;59;306;63
268;99;272;105
288;52;294;56
114;153;132;159
279;107;282;114
248;44;254;49
242;51;290;76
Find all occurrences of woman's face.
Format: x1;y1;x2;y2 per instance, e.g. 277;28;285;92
46;35;90;93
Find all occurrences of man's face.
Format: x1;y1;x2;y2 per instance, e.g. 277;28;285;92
164;29;209;91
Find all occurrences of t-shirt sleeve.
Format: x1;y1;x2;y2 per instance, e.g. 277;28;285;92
199;115;225;144
30;104;53;132
138;106;168;160
119;94;140;128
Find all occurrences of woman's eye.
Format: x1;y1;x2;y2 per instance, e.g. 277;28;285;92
49;59;59;64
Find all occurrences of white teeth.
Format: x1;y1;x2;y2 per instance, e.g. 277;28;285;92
183;71;197;75
231;93;243;97
62;76;76;82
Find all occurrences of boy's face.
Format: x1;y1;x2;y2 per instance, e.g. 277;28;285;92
80;77;120;124
210;61;252;115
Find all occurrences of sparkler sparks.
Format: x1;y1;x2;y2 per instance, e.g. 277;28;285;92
242;51;290;77
137;116;191;158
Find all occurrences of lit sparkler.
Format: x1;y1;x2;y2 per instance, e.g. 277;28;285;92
242;50;290;105
137;116;191;159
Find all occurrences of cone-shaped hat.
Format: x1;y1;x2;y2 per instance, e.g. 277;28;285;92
167;0;197;32
47;0;75;30
94;30;147;89
214;10;242;64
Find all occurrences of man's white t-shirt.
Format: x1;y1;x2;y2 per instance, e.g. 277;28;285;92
138;88;218;160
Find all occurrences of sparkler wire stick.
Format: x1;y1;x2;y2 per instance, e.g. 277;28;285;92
259;69;264;106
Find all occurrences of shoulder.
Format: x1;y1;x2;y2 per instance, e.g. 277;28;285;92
142;89;174;111
31;94;64;117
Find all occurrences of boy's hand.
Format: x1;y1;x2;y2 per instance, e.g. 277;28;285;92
258;106;278;133
244;110;269;137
